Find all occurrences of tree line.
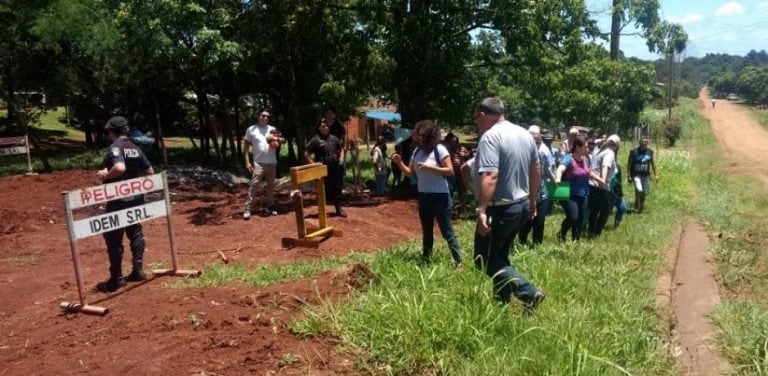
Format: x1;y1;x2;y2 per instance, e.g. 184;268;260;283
1;0;687;165
695;50;768;104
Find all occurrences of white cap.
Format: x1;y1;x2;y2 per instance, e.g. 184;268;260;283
528;125;541;135
569;127;579;135
607;134;621;146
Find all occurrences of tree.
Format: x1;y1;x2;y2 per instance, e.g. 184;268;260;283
648;21;687;120
608;0;660;60
0;0;53;129
736;66;768;104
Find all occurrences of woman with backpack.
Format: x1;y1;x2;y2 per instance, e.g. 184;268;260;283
554;137;604;241
392;120;463;267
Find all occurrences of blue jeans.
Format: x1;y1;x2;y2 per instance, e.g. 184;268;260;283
474;202;539;304
375;173;387;195
614;197;627;226
560;195;587;241
588;186;615;236
518;197;549;245
418;193;462;265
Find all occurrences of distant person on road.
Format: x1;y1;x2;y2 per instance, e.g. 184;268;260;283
96;116;154;293
711;98;716;108
472;97;545;312
242;110;282;219
305;118;347;218
392;120;463;267
627;137;658;213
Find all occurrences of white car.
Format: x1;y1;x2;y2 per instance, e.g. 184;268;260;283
726;93;738;100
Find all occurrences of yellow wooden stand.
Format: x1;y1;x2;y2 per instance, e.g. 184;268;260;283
281;163;343;248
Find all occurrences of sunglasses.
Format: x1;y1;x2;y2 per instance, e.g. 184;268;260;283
259;114;270;118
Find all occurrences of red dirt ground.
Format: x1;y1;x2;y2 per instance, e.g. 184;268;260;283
0;163;423;374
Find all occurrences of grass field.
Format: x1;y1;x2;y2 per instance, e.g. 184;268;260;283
745;105;768;130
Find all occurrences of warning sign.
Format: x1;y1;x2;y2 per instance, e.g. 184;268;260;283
0;136;26;146
72;200;167;239
67;174;164;210
0;146;28;156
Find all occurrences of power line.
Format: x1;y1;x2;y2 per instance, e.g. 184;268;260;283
690;20;768;41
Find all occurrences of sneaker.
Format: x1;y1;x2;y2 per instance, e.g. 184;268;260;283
264;207;277;216
96;277;127;293
336;208;347;218
243;210;251;220
126;269;147;282
524;290;546;315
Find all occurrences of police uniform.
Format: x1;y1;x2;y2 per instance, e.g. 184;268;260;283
306;133;345;215
102;132;152;287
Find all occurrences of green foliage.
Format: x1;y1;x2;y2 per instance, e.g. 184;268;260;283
662;118;681;147
608;0;661;60
735;65;768;104
712;301;768;374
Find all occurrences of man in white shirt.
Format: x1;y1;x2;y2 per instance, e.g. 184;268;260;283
242;109;283;219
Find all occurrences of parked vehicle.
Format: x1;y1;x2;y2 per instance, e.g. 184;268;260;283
726;93;738;100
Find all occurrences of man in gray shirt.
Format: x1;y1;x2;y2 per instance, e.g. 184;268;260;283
473;97;545;313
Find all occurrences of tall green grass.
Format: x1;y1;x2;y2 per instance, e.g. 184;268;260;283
285;122;699;374
745;105;768;130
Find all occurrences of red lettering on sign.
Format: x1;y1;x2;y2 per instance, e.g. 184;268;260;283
76;176;159;206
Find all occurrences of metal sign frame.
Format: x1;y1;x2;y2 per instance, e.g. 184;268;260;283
0;135;35;175
60;171;200;316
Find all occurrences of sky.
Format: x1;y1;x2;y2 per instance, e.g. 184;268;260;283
587;0;768;60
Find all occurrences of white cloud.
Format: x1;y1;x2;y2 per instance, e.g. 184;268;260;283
714;1;745;16
667;13;705;24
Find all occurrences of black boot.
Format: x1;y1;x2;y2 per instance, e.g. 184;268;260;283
96;276;126;293
126;262;147;282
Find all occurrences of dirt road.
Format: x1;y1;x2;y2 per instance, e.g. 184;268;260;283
700;88;768;187
666;89;768;375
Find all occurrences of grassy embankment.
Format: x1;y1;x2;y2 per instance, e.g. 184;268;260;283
691;99;768;374
182;112;702;374
744;104;768;130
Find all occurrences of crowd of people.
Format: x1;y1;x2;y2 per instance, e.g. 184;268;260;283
94;99;658;314
234;99;658;312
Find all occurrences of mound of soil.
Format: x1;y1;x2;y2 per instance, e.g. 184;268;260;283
0;168;422;374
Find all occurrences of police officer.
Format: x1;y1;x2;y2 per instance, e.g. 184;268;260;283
305;118;347;218
96;116;154;293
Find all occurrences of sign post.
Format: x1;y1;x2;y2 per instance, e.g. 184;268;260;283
60;171;200;316
0;135;35;175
